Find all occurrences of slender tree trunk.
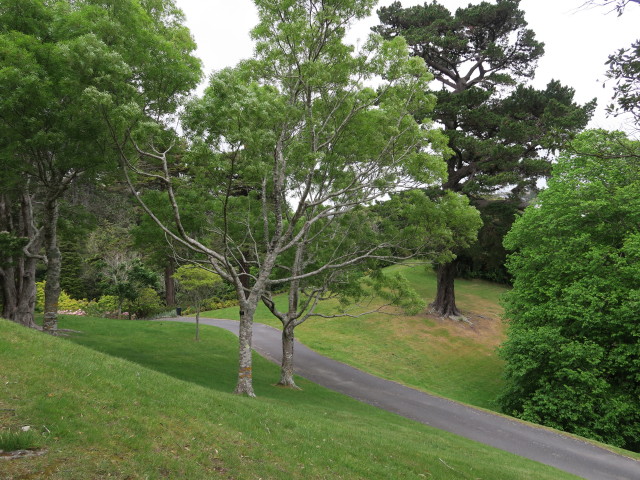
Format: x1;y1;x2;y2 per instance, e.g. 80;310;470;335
234;306;256;397
431;261;462;318
164;259;176;307
42;197;61;334
278;322;299;388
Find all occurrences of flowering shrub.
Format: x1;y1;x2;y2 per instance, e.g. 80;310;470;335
58;309;87;316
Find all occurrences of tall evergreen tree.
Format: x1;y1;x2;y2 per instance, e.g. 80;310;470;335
375;0;594;317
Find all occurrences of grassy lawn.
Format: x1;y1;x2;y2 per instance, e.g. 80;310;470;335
202;264;510;410
0;317;578;479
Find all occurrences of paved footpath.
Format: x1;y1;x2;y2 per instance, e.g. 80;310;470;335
165;317;640;480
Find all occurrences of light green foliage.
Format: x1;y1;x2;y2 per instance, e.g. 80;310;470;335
378;190;482;264
500;130;640;451
181;0;454;298
173;265;221;311
84;295;119;317
363;271;426;315
128;0;457;394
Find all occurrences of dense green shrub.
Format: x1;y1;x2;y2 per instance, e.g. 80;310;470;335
125;287;164;319
499;131;640;451
83;295;119;317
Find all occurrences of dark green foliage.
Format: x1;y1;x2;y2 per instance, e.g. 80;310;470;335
499;130;640;451
0;232;27;268
456;199;521;284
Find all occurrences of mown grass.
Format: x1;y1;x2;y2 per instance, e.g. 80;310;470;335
202;264;510;409
0;317;578;479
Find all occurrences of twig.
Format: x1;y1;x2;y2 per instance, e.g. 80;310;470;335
439;458;456;471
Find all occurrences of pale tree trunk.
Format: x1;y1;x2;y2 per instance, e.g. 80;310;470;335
231;247;282;396
42;197;61;334
234;306;256;397
431;261;462;318
278;322;298;388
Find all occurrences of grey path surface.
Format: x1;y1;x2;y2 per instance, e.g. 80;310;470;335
166;316;640;480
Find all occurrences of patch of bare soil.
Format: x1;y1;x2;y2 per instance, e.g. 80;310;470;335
0;448;47;460
429;311;506;348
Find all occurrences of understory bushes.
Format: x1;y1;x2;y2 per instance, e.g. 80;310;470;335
35;282;165;319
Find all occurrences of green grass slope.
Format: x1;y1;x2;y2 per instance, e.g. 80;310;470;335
202;264;510;409
0;318;577;479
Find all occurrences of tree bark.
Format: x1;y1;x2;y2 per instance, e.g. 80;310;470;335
0;193;41;329
14;258;38;328
42;197;61;334
1;265;18;320
233;307;256;397
277;322;299;388
431;261;462;318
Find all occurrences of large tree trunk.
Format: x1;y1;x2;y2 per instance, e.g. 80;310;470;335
278;322;299;388
42;197;61;334
1;266;18;320
0;192;42;329
15;257;38;328
431;261;462;318
234;306;256;397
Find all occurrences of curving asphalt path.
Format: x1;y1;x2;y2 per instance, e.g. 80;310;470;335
165;316;640;480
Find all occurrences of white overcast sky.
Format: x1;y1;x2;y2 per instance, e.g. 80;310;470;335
175;0;639;132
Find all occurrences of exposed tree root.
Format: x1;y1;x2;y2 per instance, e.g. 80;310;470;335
0;448;47;460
